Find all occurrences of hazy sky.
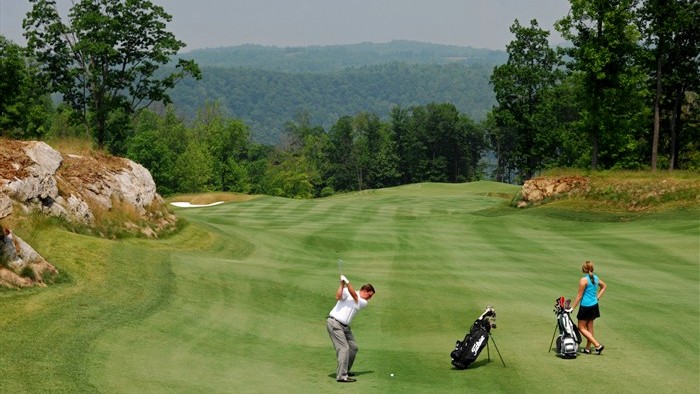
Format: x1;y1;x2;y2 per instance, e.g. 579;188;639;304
1;0;571;51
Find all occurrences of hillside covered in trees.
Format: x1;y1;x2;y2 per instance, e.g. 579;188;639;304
169;61;497;144
168;41;504;144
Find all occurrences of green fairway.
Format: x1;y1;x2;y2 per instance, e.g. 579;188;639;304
2;181;698;393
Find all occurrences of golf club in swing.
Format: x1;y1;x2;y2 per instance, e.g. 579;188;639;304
337;259;343;275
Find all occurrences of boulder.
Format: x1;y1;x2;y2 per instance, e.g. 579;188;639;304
0;193;12;219
517;176;589;208
3;141;62;204
0;228;58;288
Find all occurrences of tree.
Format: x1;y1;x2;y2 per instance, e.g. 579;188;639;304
23;0;201;151
0;36;53;138
639;0;700;170
194;102;251;193
459;114;488;182
391;106;417;184
556;0;648;170
545;73;589;168
481;112;515;182
326;116;358;192
126;106;188;195
173;140;215;193
258;152;316;198
281;111;329;195
352;112;400;189
490;19;563;181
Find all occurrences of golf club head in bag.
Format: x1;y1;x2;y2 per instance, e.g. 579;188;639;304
479;305;497;328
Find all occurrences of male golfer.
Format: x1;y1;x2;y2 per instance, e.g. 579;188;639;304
326;274;375;383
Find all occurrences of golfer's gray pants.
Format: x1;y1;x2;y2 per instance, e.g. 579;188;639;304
326;317;358;380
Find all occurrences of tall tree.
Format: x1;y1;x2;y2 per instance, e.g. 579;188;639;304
23;0;201;151
459;114;488;182
423;103;464;182
195;102;251;193
556;0;648;170
391;106;422;184
639;0;700;170
490;19;563;181
126;106;190;195
353;112;400;189
0;36;53;138
280;111;328;196
326;116;357;192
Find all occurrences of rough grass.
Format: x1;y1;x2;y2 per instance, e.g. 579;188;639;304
1;180;697;393
43;136;98;157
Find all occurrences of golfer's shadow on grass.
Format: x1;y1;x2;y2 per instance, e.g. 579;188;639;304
327;371;374;379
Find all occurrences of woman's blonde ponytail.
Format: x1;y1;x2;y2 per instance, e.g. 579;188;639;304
582;260;596;285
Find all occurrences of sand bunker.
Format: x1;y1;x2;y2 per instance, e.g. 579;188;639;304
170;201;225;208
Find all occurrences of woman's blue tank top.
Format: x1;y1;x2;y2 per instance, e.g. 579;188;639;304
581;275;599;307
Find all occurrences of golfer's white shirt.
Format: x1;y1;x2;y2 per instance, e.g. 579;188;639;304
329;288;368;326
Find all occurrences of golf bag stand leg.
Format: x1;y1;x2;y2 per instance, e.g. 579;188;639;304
486;339;491;362
488;333;506;367
548;323;558;353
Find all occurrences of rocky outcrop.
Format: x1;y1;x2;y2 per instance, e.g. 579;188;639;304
0;228;58;288
57;152;168;227
516;176;589;208
0;139;177;288
1;140;175;232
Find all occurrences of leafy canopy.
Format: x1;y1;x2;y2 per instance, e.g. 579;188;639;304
23;0;201;151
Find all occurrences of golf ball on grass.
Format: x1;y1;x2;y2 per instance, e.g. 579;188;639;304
390;373;394;377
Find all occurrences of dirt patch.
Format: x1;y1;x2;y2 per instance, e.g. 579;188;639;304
0;139;33;180
57;152;130;193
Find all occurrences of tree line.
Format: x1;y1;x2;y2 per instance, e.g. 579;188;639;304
1;0;698;199
490;0;699;177
123;102;485;197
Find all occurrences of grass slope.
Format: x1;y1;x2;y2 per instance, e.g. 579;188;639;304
2;181;698;393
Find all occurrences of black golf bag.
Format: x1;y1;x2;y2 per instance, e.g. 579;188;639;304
552;297;582;358
451;307;496;369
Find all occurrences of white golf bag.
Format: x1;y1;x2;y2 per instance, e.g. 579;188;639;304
551;297;581;359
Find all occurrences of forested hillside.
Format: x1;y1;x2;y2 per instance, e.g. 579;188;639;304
169;62;496;144
181;40;508;72
166;41;504;144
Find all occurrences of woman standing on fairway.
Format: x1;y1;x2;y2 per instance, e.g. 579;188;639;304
572;260;607;354
326;275;375;383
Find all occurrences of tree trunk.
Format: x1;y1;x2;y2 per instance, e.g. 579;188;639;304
651;52;662;171
591;101;600;171
669;88;684;171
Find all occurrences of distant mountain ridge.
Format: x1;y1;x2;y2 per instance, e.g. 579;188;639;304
180;40;508;73
169;41;506;144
